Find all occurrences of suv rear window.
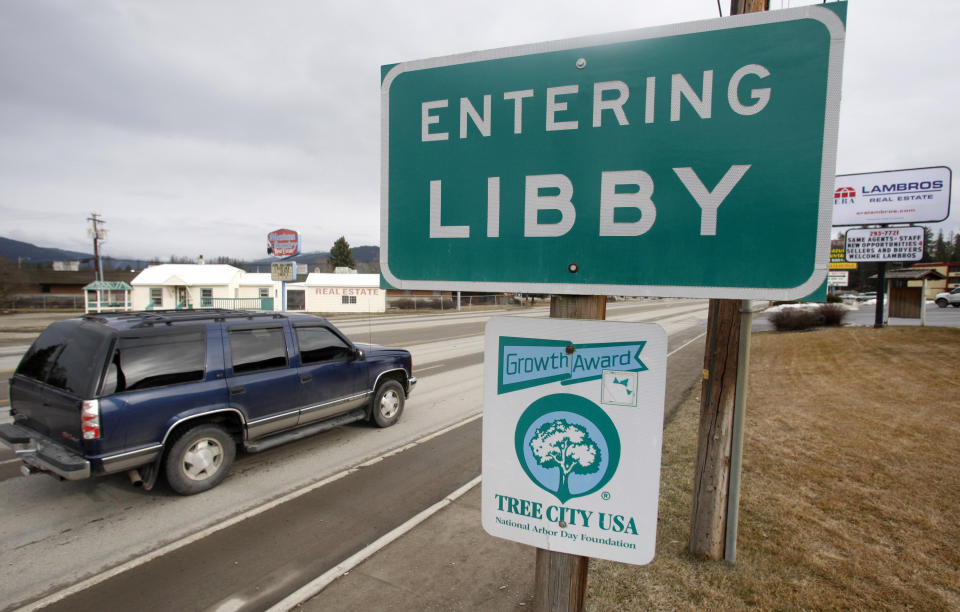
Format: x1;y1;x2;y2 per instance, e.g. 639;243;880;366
16;321;111;396
101;330;205;394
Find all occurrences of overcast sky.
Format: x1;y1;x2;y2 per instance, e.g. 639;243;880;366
1;0;958;261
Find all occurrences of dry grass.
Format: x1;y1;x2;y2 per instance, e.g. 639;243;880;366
587;326;960;610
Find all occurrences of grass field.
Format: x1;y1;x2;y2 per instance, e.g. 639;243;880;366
587;326;960;610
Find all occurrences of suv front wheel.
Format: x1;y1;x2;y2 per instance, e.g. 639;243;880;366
165;424;236;495
371;380;405;428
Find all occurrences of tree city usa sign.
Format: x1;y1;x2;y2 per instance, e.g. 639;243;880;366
381;5;846;299
482;317;667;564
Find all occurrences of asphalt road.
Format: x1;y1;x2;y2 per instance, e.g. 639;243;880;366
0;300;710;610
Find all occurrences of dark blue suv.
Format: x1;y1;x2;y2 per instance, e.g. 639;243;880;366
0;310;415;495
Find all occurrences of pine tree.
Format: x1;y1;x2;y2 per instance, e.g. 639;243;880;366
933;230;948;262
329;236;355;270
921;226;935;262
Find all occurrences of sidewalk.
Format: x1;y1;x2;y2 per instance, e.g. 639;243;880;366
297;484;536;611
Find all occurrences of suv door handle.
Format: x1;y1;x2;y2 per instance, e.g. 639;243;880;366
229;386;246;396
299;374;313;383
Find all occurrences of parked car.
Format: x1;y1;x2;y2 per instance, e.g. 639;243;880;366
934;287;960;308
0;310;415;495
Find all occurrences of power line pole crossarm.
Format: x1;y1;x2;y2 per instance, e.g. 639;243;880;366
87;212;106;283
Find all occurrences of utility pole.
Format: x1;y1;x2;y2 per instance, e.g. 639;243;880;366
87;213;106;283
534;294;606;612
688;0;767;562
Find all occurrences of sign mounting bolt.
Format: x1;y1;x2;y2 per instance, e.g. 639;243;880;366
568;263;579;274
575;58;586;69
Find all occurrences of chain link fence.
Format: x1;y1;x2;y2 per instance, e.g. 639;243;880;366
3;294;85;311
386;294;546;311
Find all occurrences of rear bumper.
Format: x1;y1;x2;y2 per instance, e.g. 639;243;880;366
0;423;91;480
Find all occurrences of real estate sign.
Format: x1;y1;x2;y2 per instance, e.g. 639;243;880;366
844;227;925;262
381;5;846;300
833;167;952;226
481;317;667;565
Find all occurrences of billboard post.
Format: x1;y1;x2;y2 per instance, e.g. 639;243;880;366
267;230;301;313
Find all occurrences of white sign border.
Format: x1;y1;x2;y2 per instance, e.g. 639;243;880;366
381;5;845;300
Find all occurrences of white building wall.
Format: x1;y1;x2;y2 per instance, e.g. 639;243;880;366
129;265;383;312
131;286;154;310
305;286;385;313
130;264;244;310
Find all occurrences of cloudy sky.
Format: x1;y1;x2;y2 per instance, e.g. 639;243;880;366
1;0;958;261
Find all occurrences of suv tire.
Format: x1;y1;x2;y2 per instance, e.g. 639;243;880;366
371;380;405;428
936;298;948;308
165;424;236;495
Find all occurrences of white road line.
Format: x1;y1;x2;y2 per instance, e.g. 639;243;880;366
668;331;707;357
265;475;483;612
18;413;483;612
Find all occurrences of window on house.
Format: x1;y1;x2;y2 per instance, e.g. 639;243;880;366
150;288;162;305
259;288;270;298
201;288;213;307
341;295;357;305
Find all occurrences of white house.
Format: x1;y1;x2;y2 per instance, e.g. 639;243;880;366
238;273;280;309
129;264;383;313
301;273;384;313
130;264;245;310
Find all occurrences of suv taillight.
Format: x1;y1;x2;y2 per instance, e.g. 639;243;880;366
81;400;101;440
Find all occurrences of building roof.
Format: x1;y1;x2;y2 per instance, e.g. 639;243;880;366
870;268;946;280
131;264;243;286
304;273;380;288
21;269;136;286
83;281;133;290
239;273;274;286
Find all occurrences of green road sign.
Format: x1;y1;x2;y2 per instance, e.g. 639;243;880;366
381;4;846;299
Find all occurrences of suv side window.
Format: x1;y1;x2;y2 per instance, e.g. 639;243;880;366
229;327;288;374
101;330;205;394
295;326;352;364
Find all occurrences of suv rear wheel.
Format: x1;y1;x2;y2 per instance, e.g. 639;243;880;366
165;424;236;495
371;380;405;428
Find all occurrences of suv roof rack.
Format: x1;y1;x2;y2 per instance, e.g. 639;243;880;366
83;309;288;327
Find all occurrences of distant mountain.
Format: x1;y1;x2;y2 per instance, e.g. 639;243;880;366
246;245;380;271
0;236;380;272
0;236;93;264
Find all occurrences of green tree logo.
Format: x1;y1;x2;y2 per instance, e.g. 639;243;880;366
530;420;602;502
514;394;620;503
